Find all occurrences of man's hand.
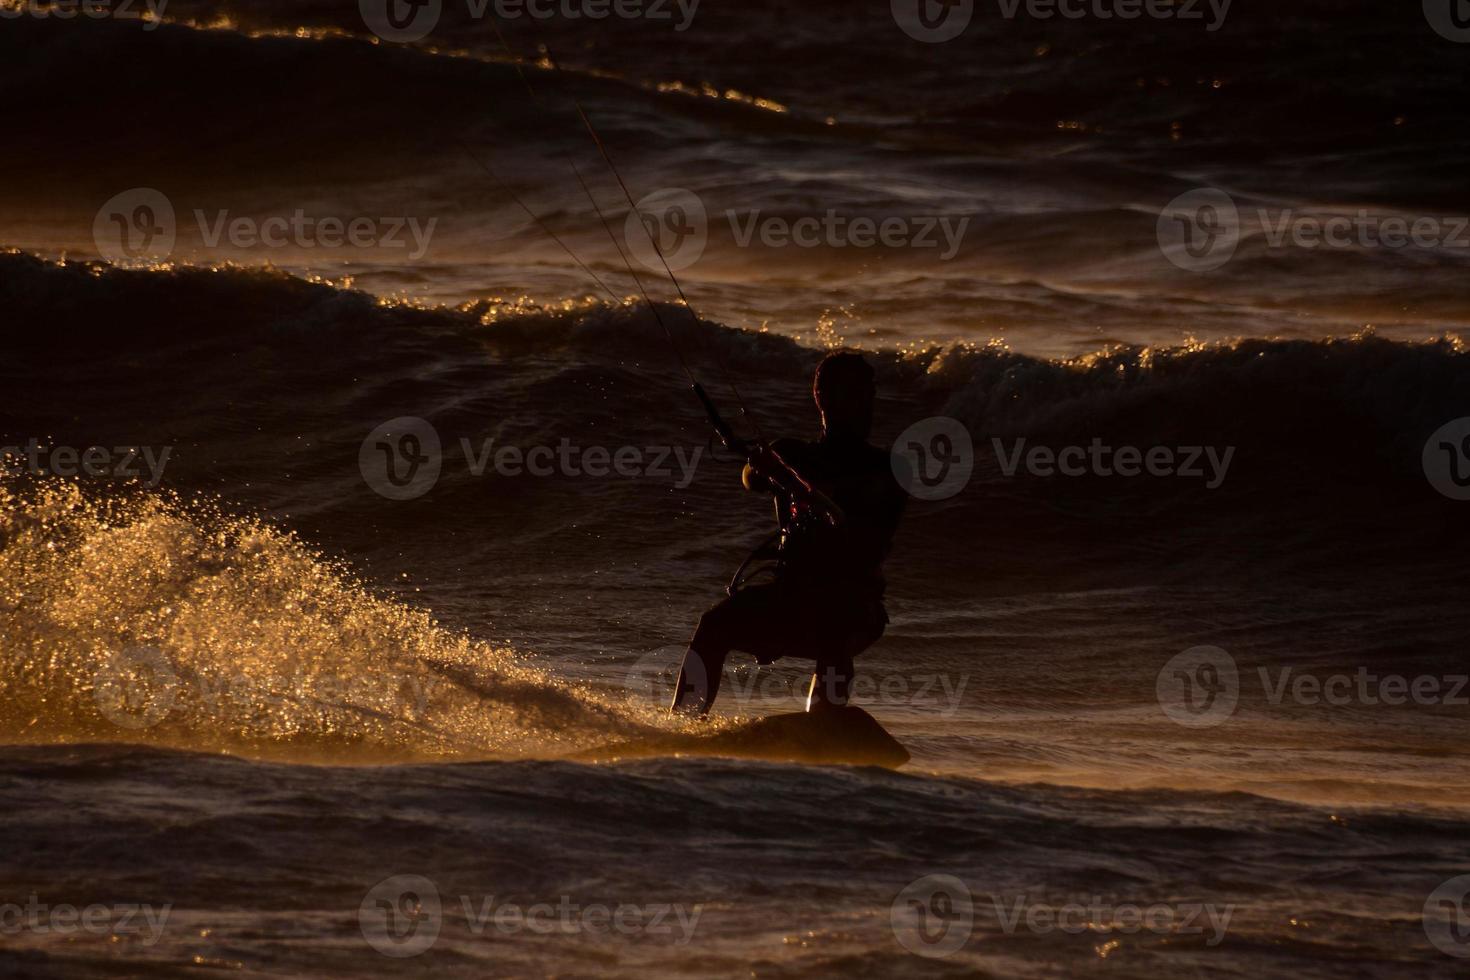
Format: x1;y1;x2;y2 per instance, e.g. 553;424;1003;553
744;444;845;526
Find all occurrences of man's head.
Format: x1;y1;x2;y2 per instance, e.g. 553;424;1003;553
813;350;876;441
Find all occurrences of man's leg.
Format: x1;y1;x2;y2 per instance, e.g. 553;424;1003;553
803;601;886;713
671;586;792;716
670;600;739;715
671;644;726;716
805;649;854;712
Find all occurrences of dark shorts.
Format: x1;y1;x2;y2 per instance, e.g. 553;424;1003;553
700;582;887;666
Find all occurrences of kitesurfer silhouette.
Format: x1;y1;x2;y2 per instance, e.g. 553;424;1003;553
671;351;907;716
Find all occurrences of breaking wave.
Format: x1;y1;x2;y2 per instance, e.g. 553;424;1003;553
0;480;676;761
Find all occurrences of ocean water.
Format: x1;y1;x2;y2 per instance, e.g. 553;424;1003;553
3;1;1470;976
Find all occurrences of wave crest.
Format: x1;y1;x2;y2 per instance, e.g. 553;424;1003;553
0;480;663;761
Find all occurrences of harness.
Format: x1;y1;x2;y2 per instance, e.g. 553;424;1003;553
693;383;849;596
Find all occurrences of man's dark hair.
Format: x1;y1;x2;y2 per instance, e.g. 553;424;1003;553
813;350;876;438
814;350;874;403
